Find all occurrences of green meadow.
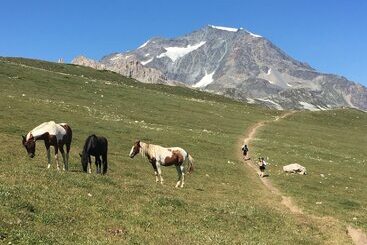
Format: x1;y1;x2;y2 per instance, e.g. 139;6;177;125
253;109;367;231
0;57;360;244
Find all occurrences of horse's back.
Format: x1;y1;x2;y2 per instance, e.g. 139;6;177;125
168;147;188;158
98;136;108;152
29;121;69;141
98;136;108;144
86;135;108;154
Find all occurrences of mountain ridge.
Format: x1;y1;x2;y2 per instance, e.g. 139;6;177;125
72;25;367;111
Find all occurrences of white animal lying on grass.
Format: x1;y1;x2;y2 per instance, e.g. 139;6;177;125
283;163;307;175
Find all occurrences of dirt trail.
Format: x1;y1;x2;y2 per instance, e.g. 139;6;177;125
239;111;367;245
240;112;303;214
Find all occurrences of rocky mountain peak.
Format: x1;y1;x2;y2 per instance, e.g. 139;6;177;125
71;25;367;111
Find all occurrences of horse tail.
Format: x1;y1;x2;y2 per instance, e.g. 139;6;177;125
187;154;194;174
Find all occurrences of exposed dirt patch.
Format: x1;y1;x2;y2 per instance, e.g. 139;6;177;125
347;226;367;245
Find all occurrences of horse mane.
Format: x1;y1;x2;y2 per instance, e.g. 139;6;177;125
83;134;97;155
139;142;158;159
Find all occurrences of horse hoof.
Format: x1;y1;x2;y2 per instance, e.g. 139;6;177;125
47;164;51;169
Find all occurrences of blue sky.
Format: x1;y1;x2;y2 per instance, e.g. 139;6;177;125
1;0;366;86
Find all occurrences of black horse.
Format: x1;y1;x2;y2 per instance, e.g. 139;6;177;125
80;134;108;174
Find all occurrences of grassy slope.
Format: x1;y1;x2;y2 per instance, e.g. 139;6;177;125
0;58;351;244
253;110;367;232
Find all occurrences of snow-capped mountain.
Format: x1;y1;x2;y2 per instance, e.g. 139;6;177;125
72;25;367;111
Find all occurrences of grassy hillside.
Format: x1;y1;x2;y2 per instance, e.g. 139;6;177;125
253;110;367;232
0;57;352;244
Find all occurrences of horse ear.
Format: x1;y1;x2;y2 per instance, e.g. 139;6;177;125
22;135;26;142
79;153;82;158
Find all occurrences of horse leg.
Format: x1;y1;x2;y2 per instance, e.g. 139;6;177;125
59;145;67;171
44;141;51;169
94;156;98;174
102;153;108;174
88;155;92;174
150;159;159;182
157;163;163;184
54;145;60;171
99;156;102;174
180;165;185;188
175;165;182;188
95;155;101;174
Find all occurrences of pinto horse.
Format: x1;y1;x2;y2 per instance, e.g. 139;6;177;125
22;121;72;170
79;134;108;174
129;140;194;188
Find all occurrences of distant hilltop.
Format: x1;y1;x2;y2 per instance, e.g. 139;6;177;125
72;25;367;111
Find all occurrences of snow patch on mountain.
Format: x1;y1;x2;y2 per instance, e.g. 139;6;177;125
138;40;150;49
192;70;215;88
157;41;206;62
209;25;240;32
246;30;262;38
299;101;320;111
256;98;283;110
247;98;255;104
141;58;154;65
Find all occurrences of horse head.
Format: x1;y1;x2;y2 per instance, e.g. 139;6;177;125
79;153;89;172
22;135;36;158
129;140;141;158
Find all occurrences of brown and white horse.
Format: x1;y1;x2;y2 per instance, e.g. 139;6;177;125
22;121;72;170
129;140;194;188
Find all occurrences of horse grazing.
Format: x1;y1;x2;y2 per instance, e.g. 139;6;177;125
22;121;72;170
80;135;108;174
129;140;194;188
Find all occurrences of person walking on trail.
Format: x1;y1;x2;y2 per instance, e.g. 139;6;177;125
241;144;250;160
258;157;268;177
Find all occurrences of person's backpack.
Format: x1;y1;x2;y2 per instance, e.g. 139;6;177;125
242;145;249;154
262;159;267;166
